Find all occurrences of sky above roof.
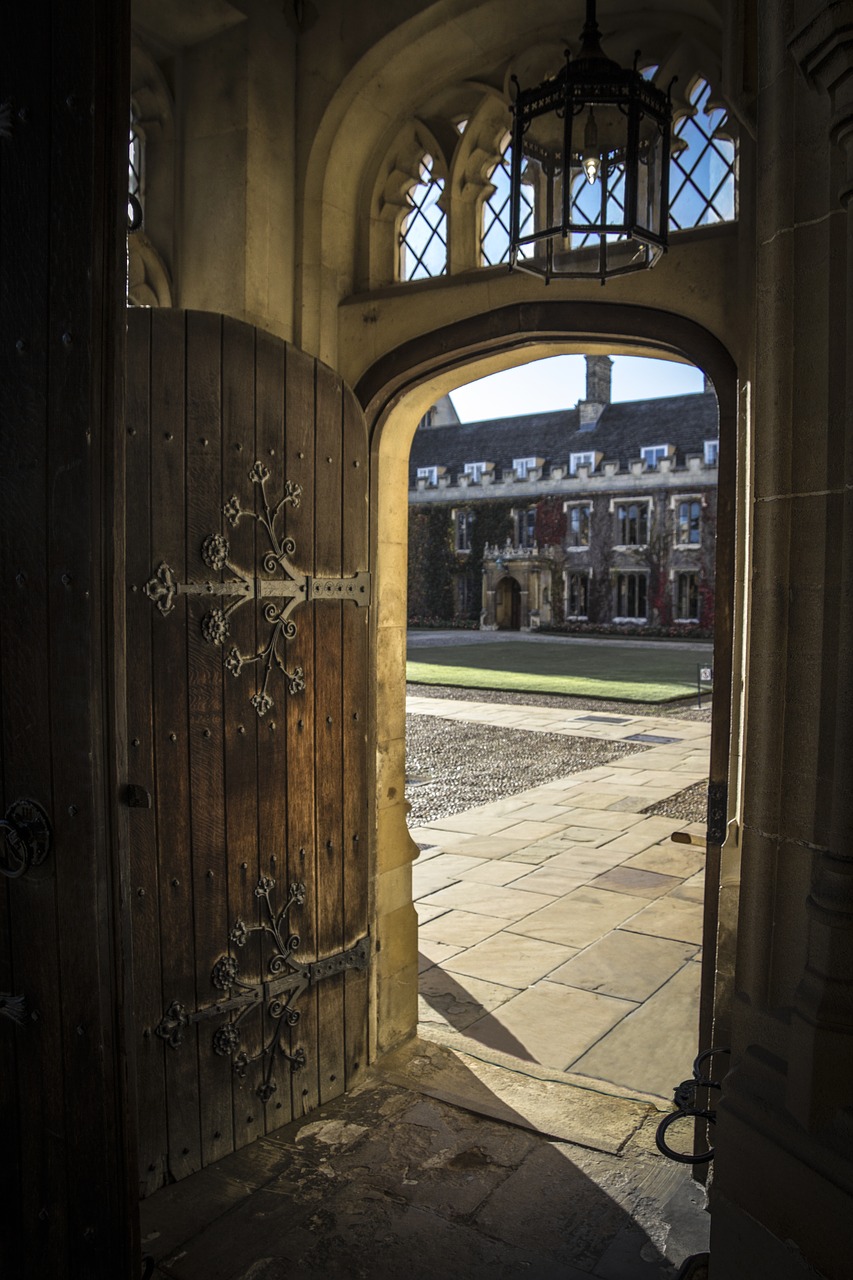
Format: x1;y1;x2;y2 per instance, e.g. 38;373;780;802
448;354;706;423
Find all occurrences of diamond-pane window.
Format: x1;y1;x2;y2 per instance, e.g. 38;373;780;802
669;78;735;230
481;136;533;266
128;114;143;231
400;154;447;281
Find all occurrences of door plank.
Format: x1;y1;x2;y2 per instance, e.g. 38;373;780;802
283;345;320;1118
126;309;170;1195
254;328;295;1132
185;312;234;1167
221;316;265;1152
150;311;202;1182
313;364;346;1107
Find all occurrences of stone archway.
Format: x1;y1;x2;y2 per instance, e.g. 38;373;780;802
357;301;741;1112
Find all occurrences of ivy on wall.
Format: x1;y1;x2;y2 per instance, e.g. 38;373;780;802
408;500;513;623
407;507;456;620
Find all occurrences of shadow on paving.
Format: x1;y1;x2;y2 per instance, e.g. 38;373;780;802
143;1061;709;1280
418;952;535;1061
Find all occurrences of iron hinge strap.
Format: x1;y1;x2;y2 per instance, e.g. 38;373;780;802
308;571;371;607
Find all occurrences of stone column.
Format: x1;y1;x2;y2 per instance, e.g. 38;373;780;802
786;0;853;1134
711;5;853;1276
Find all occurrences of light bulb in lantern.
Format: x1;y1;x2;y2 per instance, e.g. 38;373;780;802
582;107;600;184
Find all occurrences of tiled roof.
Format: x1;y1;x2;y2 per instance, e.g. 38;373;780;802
408;391;719;484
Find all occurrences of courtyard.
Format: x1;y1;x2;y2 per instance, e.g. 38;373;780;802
405;632;712;1111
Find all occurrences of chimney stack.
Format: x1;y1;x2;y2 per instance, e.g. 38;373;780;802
579;354;612;430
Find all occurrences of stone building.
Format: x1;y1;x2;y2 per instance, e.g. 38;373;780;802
4;3;853;1277
409;355;719;631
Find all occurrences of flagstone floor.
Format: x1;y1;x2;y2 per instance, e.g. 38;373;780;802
406;695;710;1104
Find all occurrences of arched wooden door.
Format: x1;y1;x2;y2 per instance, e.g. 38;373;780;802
495;577;521;630
126;310;370;1196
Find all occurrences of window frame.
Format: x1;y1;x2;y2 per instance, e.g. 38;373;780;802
675;571;700;622
566;503;591;549
675;497;702;547
704;439;719;466
614;572;649;622
454;508;473;553
416;466;438;488
615;500;651;547
565;570;591;620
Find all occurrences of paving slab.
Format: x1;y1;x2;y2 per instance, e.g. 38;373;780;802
570;961;703;1099
507;886;650;948
589;865;684;899
547;930;699;1002
417;909;507;947
455;858;531;885
507;864;591;895
415;902;450;925
419;967;520;1030
418;939;464;971
418;879;556;921
620;896;705;945
464;980;636;1071
625;844;706;878
444;930;579;988
537;845;633;876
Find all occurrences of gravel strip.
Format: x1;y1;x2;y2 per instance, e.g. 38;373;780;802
405;715;646;827
641;780;708;825
407;682;713;722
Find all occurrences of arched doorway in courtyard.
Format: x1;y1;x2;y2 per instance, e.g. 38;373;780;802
495;576;522;630
358;302;741;1161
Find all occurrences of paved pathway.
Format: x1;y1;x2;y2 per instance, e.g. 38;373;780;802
407;696;710;1104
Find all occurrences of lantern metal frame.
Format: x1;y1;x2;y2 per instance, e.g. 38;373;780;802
509;0;673;284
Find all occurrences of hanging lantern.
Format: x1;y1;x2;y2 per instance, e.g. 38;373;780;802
509;0;673;284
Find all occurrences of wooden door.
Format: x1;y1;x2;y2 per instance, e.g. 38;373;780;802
125;310;370;1196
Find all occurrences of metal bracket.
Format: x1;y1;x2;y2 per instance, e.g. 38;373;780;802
154;876;370;1105
0;799;52;880
706;781;728;847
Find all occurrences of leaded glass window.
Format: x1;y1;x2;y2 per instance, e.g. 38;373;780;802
616;573;648;620
669;79;735;230
676;499;702;545
481;135;533;266
617;502;650;546
399;154;447;281
129;112;143;231
566;573;590;618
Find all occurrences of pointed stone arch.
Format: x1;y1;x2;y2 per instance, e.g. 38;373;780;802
356;301;739;1077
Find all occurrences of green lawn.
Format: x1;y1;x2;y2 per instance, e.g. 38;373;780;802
406;637;712;703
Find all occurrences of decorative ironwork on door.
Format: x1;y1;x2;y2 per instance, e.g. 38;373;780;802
144;460;370;714
155;875;370;1105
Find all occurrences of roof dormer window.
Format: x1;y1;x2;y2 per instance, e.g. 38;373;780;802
570;450;598;475
704;440;719;466
640;444;674;470
416;466;439;487
513;456;539;479
463;461;490;484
